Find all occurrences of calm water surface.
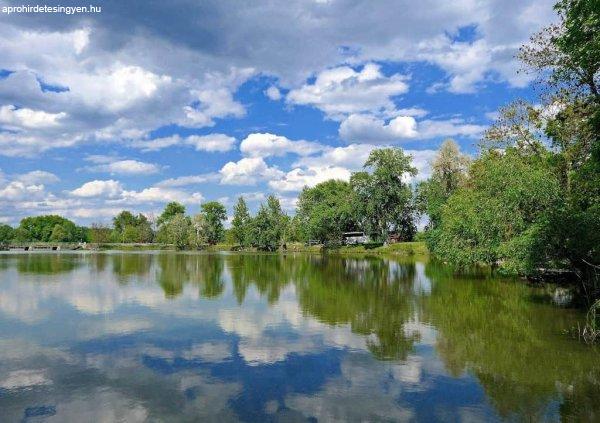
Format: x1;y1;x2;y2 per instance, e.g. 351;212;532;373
0;252;599;422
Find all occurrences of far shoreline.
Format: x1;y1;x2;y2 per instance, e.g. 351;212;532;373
0;241;430;258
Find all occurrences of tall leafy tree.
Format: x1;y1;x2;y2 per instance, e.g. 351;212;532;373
89;223;111;243
427;0;600;302
351;148;417;242
231;197;251;247
417;139;469;229
250;195;287;251
113;211;138;234
297;180;358;243
0;224;14;244
112;211;154;243
519;0;600;102
190;213;209;248
165;214;193;250
157;202;186;227
49;224;70;242
199;201;227;245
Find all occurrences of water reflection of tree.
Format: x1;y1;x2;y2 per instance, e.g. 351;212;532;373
420;260;600;421
90;253;108;274
226;254;293;304
153;254;226;299
194;255;225;298
293;256;419;361
156;254;188;297
111;253;153;284
15;253;80;274
225;254;420;360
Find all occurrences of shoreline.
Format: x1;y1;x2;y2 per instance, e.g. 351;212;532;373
2;241;430;256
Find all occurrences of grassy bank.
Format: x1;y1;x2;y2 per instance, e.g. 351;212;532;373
285;241;429;257
334;241;429;257
95;243;175;251
90;241;429;257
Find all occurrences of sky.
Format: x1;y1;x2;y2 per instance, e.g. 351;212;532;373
0;0;557;225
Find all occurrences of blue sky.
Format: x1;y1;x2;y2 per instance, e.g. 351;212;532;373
0;0;556;225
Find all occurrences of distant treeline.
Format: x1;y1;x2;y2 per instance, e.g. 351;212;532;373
0;146;422;251
0;118;418;251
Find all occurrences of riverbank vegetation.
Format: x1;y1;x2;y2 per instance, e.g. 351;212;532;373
420;0;600;308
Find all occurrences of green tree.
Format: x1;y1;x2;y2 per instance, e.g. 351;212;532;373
89;223;111;243
157;202;186;227
121;225;141;243
135;214;154;243
285;215;303;243
165;214;193;250
250;195;287;251
199;201;227;245
112;211;154;243
266;195;287;246
12;227;29;242
430;139;470;195
113;211;138;234
189;213;209;249
504;0;599;300
351;148;417;242
519;0;600;102
417;139;470;230
0;224;14;244
231;197;251;247
426;0;600;307
296;179;358;243
17;215;84;242
49;224;70;242
431;149;562;273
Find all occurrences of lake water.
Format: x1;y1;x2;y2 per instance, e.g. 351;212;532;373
0;252;599;422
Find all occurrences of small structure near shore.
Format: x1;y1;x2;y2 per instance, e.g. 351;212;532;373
342;232;370;245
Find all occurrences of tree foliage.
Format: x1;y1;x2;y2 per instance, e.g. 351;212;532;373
417;139;469;229
0;224;14;244
157;202;186;227
429;149;562;273
425;0;600;304
164;214;193;250
351;148;417;242
199;201;227;245
15;215;88;243
231;197;251;247
297;180;358;243
250;195;287;251
89;223;111;243
518;0;600;101
112;211;153;243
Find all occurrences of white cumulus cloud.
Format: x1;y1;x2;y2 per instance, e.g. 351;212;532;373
132;133;236;152
269;166;352;192
240;133;325;158
71;180;124;198
85;159;161;175
287;63;409;119
0;105;66;129
220;157;284;185
339;114;486;143
265;86;282;100
339;114;418;143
